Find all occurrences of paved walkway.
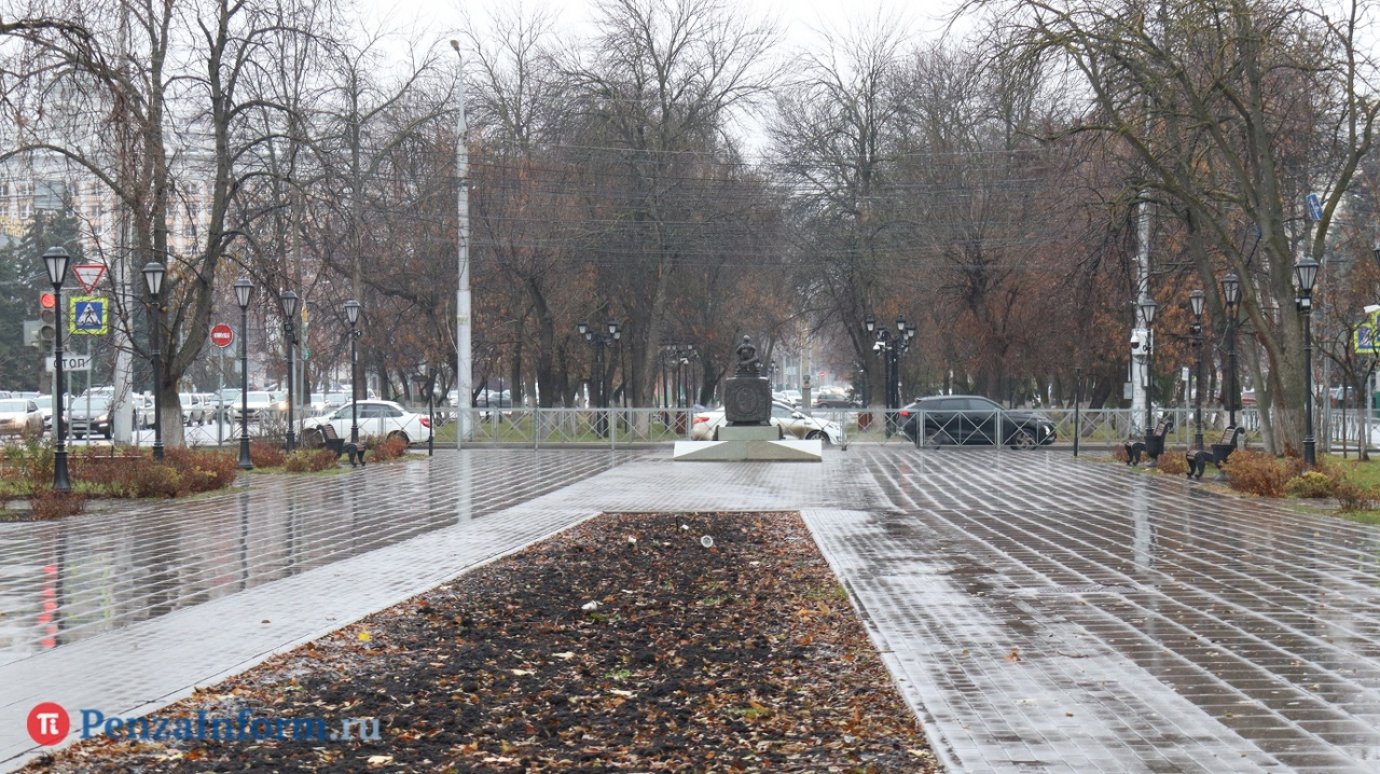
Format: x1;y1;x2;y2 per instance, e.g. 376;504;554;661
2;447;1380;771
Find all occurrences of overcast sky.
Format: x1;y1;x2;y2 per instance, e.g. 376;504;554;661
359;0;971;154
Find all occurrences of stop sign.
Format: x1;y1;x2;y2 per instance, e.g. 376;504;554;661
210;323;234;348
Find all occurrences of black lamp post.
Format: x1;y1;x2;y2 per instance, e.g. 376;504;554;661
234;277;254;469
864;315;915;435
1295;256;1320;466
1222;272;1241;429
142;261;167;461
281;290;299;453
1139;295;1159;458
43;246;72;492
577;319;621;435
1189;288;1205;451
344;299;361;445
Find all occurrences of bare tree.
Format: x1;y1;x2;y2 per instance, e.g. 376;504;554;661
972;0;1380;454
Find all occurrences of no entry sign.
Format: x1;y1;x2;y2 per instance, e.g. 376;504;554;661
210;323;234;348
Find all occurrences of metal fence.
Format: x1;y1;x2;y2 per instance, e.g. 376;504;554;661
429;406;1277;450
110;402;1380;453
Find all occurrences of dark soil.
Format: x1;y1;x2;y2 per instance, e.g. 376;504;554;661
29;511;939;772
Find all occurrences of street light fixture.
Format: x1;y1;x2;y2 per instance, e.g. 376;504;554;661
1189;288;1205;452
863;314;915;435
43;246;72;492
578;318;621;435
234;276;254;469
1295;256;1319;466
1222;272;1241;429
142;261;167;461
281;289;299;453
344;299;362;445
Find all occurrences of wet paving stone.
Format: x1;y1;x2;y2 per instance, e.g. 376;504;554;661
4;445;1380;772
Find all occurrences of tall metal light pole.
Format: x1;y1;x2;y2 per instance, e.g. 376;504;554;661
235;276;254;470
1189;289;1205;451
142;261;166;461
450;39;472;449
43;246;72;492
1222;272;1240;429
344;299;361;445
1296;256;1320;466
578;319;621;435
1139;295;1159;457
281;290;299;453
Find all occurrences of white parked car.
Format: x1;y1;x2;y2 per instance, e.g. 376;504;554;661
0;398;44;436
232;391;282;422
300;400;432;446
691;400;843;444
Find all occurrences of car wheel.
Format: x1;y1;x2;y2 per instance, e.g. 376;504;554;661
806;430;832;445
387;430;410;445
103;427;113;440
1010;429;1037;450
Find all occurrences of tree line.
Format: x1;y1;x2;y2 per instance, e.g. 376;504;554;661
2;0;1376;455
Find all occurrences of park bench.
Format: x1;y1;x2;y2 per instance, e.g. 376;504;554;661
1185;426;1245;480
1125;419;1171;465
1211;426;1245;482
308;424;366;467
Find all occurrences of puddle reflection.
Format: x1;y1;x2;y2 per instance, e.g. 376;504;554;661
0;451;635;663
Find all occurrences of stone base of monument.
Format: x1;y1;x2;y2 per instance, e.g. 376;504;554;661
673;424;823;462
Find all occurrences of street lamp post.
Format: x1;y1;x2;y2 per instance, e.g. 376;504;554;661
1189;289;1205;451
281;290;299;453
864;315;916;435
142;261;167;461
344;300;361;445
234;276;254;470
1222;272;1241;430
1139;295;1159;461
43;246;72;492
1296;256;1320;466
577;319;621;435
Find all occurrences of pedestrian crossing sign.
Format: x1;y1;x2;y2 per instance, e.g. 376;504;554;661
69;296;108;335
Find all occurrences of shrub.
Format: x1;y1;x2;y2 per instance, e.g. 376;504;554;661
163;447;238;492
130;464;184;498
368;435;409;462
1111;444;1130;464
1157;451;1188;476
1334;480;1377;513
30;490;85;519
1285;470;1336;499
284;449;339;473
249;440;286;469
1225;450;1292;498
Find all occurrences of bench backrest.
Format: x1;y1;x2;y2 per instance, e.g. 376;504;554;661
1217;426;1243;445
1153;421;1169;437
320;424;340;441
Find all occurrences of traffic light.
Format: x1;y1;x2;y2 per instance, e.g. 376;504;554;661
38;292;56;348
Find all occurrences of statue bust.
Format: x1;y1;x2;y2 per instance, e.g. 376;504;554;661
735;335;761;377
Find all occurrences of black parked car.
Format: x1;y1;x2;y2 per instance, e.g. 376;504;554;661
900;395;1056;449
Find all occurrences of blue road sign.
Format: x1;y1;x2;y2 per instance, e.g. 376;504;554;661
1306;193;1323;222
69;296;108;335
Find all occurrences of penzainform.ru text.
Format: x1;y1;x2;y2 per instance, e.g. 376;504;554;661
28;702;380;746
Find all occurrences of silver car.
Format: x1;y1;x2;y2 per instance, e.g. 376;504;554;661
0;398;43;437
691;400;843;444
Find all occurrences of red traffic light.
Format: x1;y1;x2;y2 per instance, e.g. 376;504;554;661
39;292;56;309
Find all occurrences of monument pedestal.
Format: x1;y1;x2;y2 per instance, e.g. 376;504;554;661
673;424;823;461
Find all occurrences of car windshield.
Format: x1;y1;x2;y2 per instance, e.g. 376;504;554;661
0;400;29;412
76;397;111;410
246;392;273;402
